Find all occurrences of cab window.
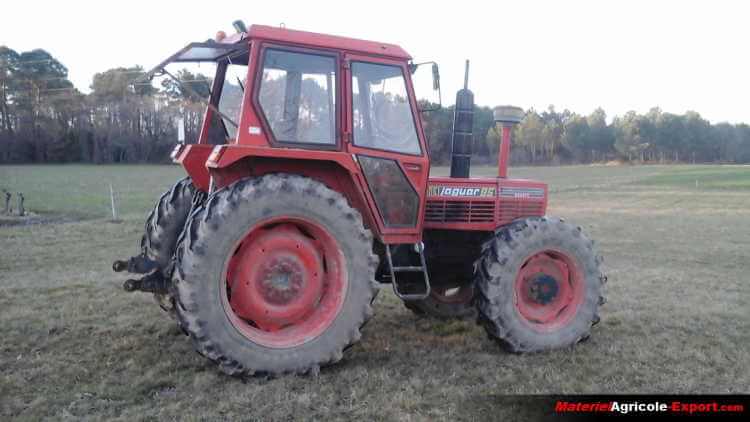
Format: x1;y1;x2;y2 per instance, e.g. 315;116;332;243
206;62;247;144
258;48;337;145
351;62;421;155
217;64;246;139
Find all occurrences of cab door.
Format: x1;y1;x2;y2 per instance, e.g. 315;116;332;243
343;54;430;244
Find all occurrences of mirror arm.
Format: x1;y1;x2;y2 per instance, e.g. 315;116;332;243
413;61;442;112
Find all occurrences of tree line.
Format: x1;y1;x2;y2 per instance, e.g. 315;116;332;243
421;105;750;165
2;46;749;165
0;47;208;164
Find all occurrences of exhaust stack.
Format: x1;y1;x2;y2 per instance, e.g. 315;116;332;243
449;60;474;178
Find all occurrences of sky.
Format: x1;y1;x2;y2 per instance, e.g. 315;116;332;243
2;0;748;124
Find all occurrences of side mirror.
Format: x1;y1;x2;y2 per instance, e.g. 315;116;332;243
410;61;442;112
232;20;248;33
432;63;440;91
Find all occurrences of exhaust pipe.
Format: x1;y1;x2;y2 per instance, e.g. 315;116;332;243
449;60;474;178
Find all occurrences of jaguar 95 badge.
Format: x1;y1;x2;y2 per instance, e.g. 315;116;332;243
428;185;497;197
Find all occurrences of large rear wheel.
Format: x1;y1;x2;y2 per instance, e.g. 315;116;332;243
173;174;378;376
475;217;605;352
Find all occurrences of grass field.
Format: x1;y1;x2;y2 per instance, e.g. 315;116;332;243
1;164;749;421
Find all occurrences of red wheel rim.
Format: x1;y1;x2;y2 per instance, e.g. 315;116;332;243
223;217;347;348
514;249;584;332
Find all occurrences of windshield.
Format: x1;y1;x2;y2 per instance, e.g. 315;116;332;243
143;41;249;144
351;61;421;155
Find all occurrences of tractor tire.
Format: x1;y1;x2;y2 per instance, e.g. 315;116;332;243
141;177;202;314
404;280;475;319
173;174;379;376
475;217;605;353
141;177;198;276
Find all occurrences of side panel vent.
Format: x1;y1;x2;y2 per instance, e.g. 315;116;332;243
425;200;496;223
497;201;545;224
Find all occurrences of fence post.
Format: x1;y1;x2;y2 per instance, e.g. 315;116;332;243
16;192;24;216
2;190;10;214
109;183;118;221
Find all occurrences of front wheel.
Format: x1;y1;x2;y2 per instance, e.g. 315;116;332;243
173;174;378;376
475;217;605;352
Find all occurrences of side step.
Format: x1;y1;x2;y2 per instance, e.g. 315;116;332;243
385;243;431;301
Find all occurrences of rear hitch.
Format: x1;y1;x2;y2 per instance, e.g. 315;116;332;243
123;271;170;294
112;254;159;274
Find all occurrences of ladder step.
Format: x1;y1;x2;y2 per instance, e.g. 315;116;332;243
398;293;431;301
385;243;431;301
392;266;424;272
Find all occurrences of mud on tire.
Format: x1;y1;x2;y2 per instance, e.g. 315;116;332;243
173;174;379;376
475;217;606;352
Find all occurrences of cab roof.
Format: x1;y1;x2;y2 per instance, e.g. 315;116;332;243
247;24;412;60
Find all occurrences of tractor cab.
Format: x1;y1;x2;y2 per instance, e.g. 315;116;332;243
146;24;432;245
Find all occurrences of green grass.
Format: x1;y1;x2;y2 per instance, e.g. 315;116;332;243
0;164;184;219
634;165;750;190
1;164;749;421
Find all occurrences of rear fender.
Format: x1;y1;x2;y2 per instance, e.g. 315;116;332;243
206;146;378;237
173;144;214;192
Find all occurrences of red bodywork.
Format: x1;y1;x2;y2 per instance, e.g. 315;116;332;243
424;177;547;231
173;24;547;243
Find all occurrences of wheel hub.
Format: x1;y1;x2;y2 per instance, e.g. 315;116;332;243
514;250;584;331
260;257;305;304
526;273;559;305
227;224;324;331
223;218;347;348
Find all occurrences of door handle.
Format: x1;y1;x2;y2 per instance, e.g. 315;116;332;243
403;163;421;171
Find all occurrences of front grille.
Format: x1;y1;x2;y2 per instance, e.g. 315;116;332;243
498;201;545;224
425;200;496;223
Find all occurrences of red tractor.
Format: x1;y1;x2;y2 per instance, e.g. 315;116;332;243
114;21;606;376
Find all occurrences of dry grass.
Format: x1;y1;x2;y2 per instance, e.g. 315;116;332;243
1;164;749;421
